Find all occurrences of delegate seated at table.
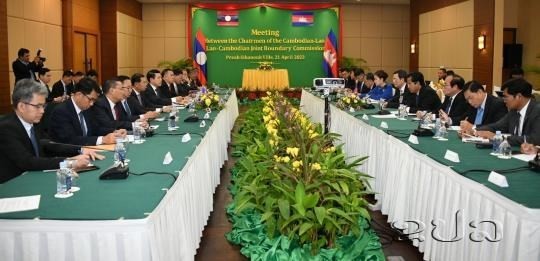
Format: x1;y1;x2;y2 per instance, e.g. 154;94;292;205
459;80;508;133
475;78;540;146
0;79;102;183
361;70;393;101
405;71;441;114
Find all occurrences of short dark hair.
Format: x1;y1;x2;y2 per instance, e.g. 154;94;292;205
446;70;455;77
12;79;48;108
393;69;407;80
355;68;365;76
463;80;485;93
102;78;120;94
365;72;375;81
450;75;465;89
374;70;388;81
161;68;172;76
510;67;524;76
439;68;447;73
86;69;98;77
62;70;74;78
74;71;84;77
502;78;533;98
73;77;100;95
17;48;30;58
117;75;130;82
38;67;50;76
407;72;426;88
146;69;161;80
131;73;145;85
173;69;182;76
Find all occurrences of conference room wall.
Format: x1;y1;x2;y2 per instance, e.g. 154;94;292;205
141;3;187;74
516;0;540;88
140;3;409;78
6;0;63;92
117;11;143;76
418;0;474;83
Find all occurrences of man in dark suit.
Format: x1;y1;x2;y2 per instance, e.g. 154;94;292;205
143;69;184;107
0;79;99;183
187;68;202;89
459;81;507;133
50;70;74;100
91;78;134;131
438;75;472;125
174;69;191;97
37;68;54;103
340;68;356;90
405;72;442;114
49;78;124;146
12;48;43;83
387;69;414;108
476;78;540;146
118;75;157;122
161;68;179;98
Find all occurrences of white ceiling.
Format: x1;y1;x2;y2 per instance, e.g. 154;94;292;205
136;0;410;5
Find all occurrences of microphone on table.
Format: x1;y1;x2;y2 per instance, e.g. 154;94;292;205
41;139;115;151
412;112;434;137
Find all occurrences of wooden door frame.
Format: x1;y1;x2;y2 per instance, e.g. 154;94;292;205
73;27;101;83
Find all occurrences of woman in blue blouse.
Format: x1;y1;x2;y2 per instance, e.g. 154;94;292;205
363;70;394;101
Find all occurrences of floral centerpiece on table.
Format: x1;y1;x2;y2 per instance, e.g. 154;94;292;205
336;92;364;111
194;92;225;110
257;61;274;71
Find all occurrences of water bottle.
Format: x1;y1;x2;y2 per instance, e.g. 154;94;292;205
132;122;141;143
491;131;503;156
114;139;127;163
433;118;441;138
55;161;73;198
168;115;176;129
498;137;512;159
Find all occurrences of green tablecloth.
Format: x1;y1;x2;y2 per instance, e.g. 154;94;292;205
0;107;221;220
327;97;540;208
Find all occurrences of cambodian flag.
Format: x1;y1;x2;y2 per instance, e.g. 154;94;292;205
292;11;314;26
323;29;338;77
194;29;207;86
217;11;239;26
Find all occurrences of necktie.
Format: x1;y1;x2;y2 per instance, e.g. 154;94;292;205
416;95;420;106
445;97;453;114
114;103;122;120
136;94;143;105
79;112;87;136
123;101;132;116
29;126;39;157
474;107;484;125
170;84;176;96
515;112;522;136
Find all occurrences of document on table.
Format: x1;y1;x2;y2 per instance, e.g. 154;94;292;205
512;154;536;162
371;114;397;119
0;195;40;214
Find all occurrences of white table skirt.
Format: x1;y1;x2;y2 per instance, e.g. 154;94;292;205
300;90;540;261
0;91;239;261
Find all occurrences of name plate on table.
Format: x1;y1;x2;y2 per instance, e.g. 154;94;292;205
408;135;419;144
444;150;460;163
362;114;369;120
380;121;389;129
488;171;509;187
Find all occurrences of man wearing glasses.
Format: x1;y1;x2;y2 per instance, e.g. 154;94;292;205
475;78;540;146
49;77;126;146
0;79;101;183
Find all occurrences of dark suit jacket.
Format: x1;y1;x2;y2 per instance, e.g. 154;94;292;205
406;86;442;114
12;59;42;83
91;96;133;131
177;82;191;97
50;80;73;99
142;84;172;107
439;91;471;125
0;113;78;183
355;81;371;94
344;77;356;90
387;85;414;109
49;99;113;145
478;100;540;146
464;95;507;126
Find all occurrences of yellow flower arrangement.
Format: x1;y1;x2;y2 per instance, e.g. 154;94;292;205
195;92;224;110
336;93;364;110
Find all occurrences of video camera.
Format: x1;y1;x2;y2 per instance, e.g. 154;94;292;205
37;49;46;62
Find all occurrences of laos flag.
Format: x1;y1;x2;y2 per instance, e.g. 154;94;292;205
194;29;207;86
323;29;338;78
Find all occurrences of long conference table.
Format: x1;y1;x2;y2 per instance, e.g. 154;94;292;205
300;90;540;261
0;91;238;261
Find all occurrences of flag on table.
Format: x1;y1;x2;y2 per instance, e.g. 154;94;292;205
217;11;239;26
292;11;314;26
323;29;338;78
194;29;207;86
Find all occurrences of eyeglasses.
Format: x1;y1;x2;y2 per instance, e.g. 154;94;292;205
24;102;47;110
84;94;98;103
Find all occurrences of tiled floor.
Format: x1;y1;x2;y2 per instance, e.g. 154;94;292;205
195;106;424;261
